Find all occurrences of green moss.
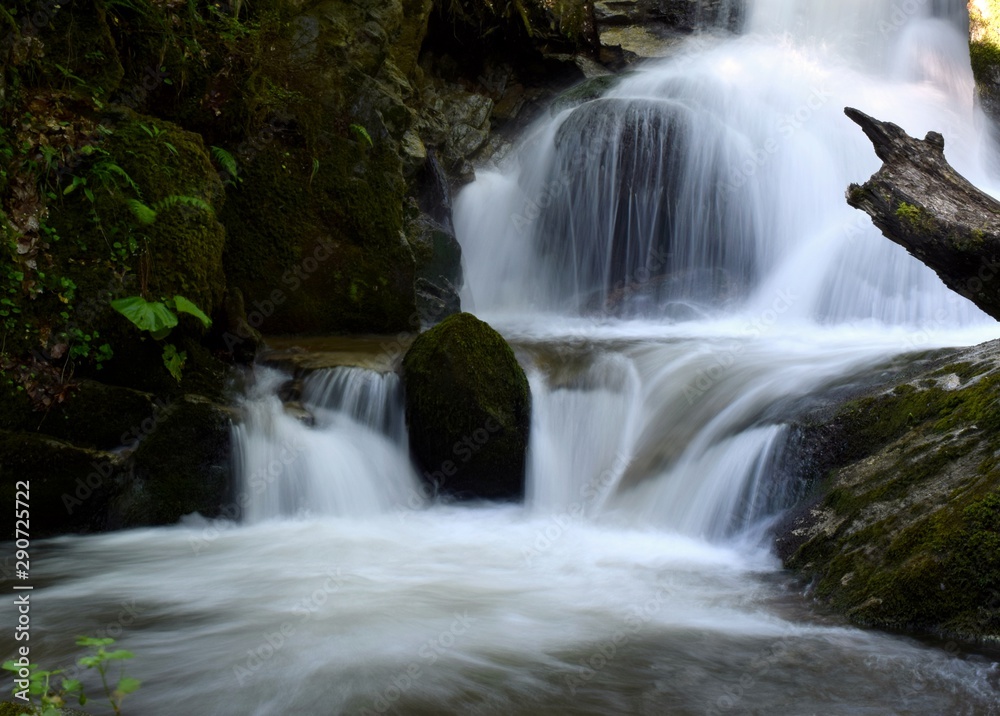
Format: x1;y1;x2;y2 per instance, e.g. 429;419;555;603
116;396;232;527
895;201;935;233
222;132;416;334
788;365;1000;640
402;312;531;499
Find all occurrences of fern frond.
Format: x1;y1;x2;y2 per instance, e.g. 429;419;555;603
211;146;239;179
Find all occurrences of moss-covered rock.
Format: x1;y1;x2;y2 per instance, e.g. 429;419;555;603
36;380;159;451
780;344;1000;642
0;431;122;538
402;312;530;499
112;395;233;527
969;0;1000;126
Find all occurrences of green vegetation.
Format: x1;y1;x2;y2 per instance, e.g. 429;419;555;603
788;362;1000;641
111;295;212;381
2;635;140;716
895;201;935;233
402;312;531;499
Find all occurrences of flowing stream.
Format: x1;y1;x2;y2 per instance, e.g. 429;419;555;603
10;0;1000;713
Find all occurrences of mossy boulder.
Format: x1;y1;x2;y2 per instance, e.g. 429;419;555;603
0;431;122;539
36;380;160;451
111;395;234;528
780;346;1000;642
402;312;530;499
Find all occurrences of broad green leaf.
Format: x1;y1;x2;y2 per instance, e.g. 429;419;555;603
116;676;142;694
111;297;177;336
172;295;211;328
163;343;186;382
62;678;82;692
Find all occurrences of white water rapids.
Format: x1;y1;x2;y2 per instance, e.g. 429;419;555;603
9;0;1000;713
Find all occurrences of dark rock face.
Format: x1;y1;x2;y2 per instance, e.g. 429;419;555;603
112;395;234;528
410;150;463;326
402;313;530;500
0;432;121;539
845;107;1000;322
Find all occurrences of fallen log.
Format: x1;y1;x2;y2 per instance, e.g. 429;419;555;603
845;106;1000;321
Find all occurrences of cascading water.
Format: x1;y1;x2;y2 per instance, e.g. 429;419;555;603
12;2;1000;714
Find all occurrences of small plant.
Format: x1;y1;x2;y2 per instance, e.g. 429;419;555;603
1;659;84;716
1;635;140;716
137;123;178;155
126;195;213;225
111;294;211;381
349;123;373;148
211;145;240;185
76;637;141;716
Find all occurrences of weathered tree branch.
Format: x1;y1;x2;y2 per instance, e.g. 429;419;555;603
845;106;1000;321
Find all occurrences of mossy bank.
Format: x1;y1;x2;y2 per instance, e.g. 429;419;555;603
778;340;1000;643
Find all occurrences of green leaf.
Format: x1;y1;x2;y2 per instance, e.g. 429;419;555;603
63;175;85;195
110;296;178;336
211;146;238;179
162;343;186;382
103;649;134;661
350;123;373;148
77;636;115;648
3;659;36;671
172;295;211;328
116;676;142;694
127;199;157;225
62;678;82;692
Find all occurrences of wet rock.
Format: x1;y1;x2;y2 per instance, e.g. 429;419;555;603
112;395;234;528
777;340;1000;642
402;313;531;500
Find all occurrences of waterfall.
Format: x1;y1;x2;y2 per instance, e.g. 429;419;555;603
457;0;993;327
233;0;999;540
233;367;422;521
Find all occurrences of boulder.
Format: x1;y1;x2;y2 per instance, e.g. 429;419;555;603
111;395;234;528
0;431;122;539
777;341;1000;642
402;312;530;499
